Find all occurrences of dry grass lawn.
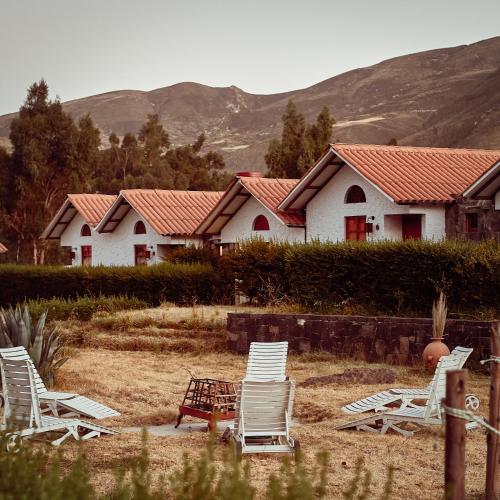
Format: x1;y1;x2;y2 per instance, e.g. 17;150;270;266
51;343;491;499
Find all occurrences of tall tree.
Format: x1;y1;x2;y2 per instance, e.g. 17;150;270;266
8;80;79;263
306;106;335;160
138;114;170;168
75;114;101;191
265;100;335;178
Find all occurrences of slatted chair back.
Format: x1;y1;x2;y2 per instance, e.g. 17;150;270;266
0;358;41;429
424;354;462;419
0;346;47;395
244;342;288;382
450;346;473;368
234;380;295;437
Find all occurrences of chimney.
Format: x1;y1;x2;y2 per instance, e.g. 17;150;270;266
236;171;263;178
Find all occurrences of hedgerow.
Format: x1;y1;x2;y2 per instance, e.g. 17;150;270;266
27;295;148;321
0;263;218;307
222;239;500;316
0;239;498;317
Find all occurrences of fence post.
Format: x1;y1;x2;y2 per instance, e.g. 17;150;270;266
445;369;467;500
485;323;499;500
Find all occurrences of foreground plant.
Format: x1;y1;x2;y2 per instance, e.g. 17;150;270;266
0;431;394;499
0;304;67;387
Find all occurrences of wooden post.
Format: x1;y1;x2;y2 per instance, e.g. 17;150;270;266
485;323;500;500
445;369;467;500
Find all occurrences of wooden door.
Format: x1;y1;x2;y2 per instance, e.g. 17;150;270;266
134;244;148;265
402;215;422;240
81;245;92;266
345;216;366;241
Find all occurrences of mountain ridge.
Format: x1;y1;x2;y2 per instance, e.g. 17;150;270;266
1;36;499;171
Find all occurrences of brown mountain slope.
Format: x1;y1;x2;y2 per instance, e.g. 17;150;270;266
1;36;499;171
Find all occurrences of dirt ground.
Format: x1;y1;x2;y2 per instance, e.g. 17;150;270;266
52;346;491;499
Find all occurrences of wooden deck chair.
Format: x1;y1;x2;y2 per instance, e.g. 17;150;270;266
228;380;298;456
0;347;119;420
244;342;288;382
341;347;476;415
336;354;460;436
0;358;117;449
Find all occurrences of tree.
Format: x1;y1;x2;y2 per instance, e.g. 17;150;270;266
265;100;335;178
306;106;335;160
75;114;101;192
8;80;80;263
138;114;170;168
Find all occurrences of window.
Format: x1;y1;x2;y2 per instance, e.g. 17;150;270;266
80;224;91;237
465;213;479;233
402;215;422;240
345;185;366;204
81;245;92;266
253;215;270;231
345;216;367;241
135;244;150;265
134;221;146;234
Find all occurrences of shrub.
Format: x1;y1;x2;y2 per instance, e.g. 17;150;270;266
0;432;394;499
162;246;219;266
0;263;218;308
0;305;67;387
27;296;148;322
221;239;500;316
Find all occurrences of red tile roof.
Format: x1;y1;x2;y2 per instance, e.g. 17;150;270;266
239;177;305;226
0;242;7;253
98;190;225;235
67;194;116;226
280;144;500;210
196;176;305;235
41;194;117;239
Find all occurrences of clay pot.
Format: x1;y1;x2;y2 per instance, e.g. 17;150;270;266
422;337;450;368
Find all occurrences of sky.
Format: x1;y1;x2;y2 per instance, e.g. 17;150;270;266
0;0;499;115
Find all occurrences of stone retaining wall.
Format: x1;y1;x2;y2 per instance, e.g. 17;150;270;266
227;313;496;368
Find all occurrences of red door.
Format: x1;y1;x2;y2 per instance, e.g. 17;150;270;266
402;215;422;240
81;245;92;266
134;245;149;265
345;216;366;241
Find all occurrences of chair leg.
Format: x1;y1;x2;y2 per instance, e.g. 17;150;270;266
51;429;76;446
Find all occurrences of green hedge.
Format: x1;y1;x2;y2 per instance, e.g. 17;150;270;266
0;263;218;307
27;296;148;321
222;239;500;315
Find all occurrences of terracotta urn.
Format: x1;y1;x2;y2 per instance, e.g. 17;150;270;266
422;337;450;368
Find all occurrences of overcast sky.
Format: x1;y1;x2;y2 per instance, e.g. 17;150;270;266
0;0;499;115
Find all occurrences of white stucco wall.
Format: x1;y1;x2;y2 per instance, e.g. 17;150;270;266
306;166;446;242
60;210;202;266
495;190;500;210
220;197;305;244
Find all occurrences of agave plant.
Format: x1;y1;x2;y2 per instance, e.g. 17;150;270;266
0;305;68;387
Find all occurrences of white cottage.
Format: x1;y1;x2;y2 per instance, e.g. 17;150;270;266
43;190;223;266
41;194;116;265
195;173;305;249
279;144;500;242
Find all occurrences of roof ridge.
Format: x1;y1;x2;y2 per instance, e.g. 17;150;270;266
332;143;500;155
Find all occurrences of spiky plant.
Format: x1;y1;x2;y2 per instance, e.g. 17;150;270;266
0;305;68;387
432;292;448;339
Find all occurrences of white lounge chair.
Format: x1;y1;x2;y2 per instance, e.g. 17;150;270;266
336;354;461;436
228;380;298;456
0;358;117;448
0;347;120;420
341;346;477;415
244;342;288;382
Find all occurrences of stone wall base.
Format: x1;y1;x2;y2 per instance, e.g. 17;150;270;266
227;313;496;369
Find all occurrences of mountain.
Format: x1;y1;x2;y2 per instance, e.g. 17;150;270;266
1;36;500;171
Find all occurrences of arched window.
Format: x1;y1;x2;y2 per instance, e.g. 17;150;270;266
345;185;366;204
134;221;146;234
253;215;270;231
80;224;91;237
